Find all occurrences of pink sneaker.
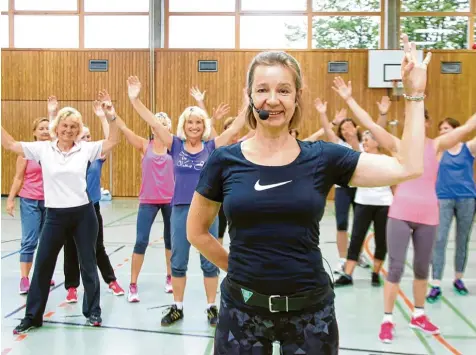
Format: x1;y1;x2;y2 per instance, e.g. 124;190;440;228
19;277;30;295
66;287;78;303
164;275;173;293
379;321;395;343
410;315;440;334
108;281;125;296
127;283;140;303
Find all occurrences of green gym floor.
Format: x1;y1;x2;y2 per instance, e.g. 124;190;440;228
1;198;475;355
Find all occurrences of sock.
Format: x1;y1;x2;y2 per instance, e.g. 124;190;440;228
339;258;346;264
175;302;183;310
207;303;216;309
413;307;424;318
383;313;393;323
432;280;441;287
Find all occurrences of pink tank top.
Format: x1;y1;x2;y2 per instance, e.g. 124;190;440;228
138;141;175;204
18;159;44;200
388;139;439;225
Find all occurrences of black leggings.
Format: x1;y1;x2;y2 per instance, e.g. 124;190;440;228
347;203;388;262
64;202;116;289
214;293;338;354
24;203;100;324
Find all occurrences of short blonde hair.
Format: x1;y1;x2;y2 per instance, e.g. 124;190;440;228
49;107;84;139
176;106;211;141
155;112;172;132
32;117;50;141
246;51;303;130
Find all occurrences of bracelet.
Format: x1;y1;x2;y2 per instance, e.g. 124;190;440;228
403;94;425;101
108;115;117;122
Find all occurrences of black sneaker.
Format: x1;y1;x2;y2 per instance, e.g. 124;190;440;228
426;286;442;304
453;279;468;295
334;274;353;287
207;306;218;327
13;319;41;335
87;314;102;327
161;305;184;326
371;272;381;287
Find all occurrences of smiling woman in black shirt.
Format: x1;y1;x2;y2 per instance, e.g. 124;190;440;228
187;34;431;355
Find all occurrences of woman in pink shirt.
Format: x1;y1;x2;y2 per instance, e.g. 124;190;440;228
6;117;52;294
332;75;476;344
114;112;175;302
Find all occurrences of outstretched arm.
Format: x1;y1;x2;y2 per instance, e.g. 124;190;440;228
97;90;121;156
128;76;173;150
434;113;476;154
350;34;432;187
314;98;340;144
6;157;28;217
1;127;25;156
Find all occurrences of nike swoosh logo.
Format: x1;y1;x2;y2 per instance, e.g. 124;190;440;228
254;180;292;191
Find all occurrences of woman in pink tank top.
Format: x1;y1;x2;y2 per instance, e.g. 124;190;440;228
6;117;52;295
114;112;175;302
334;78;476;343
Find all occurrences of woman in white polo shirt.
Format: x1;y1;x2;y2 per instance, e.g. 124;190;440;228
1;98;120;334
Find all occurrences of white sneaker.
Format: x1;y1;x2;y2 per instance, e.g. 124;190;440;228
333;261;345;275
128;283;140;303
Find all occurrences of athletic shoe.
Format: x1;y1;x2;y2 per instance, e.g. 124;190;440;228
409;315;440;334
453;279;468;295
164;275;173;294
161;304;183;326
379;321;395;343
108;281;125;296
333;261;345;275
66;287;78;303
334;274;353;287
371;272;381;287
426;286;441;304
13;319;41;335
19;277;30;295
127;283;140;303
358;254;370;268
207;305;218;327
87;314;102;327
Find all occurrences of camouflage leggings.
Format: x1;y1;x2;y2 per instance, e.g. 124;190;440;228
214;296;339;355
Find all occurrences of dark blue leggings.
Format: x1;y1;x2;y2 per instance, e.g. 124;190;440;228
334;187;356;231
214;294;339;355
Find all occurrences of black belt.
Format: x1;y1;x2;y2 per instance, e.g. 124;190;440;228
223;277;332;313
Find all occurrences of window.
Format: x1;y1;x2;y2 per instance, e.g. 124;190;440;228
84;0;149;13
240;16;307;49
241;0;307;11
14;15;79;48
1;15;8;48
168;16;235;48
401;0;470;12
169;0;235;12
313;0;380;12
401;16;468;49
84;16;149;48
1;0;8;12
15;0;77;11
311;16;380;48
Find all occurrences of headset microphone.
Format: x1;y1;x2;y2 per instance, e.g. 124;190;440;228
249;98;270;120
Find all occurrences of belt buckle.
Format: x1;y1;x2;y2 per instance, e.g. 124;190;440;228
268;295;288;313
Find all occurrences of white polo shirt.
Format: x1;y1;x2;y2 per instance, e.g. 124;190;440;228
20;139;104;208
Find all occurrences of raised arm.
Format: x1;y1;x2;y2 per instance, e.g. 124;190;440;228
93;101;110;139
350;34;432;187
333;78;400;154
190;86;208;115
47;96;58;122
6;157;28;217
127;76;173;150
466;135;476;156
376;96;391;128
115;117;148;153
214;94;247;148
97;90;121;156
314;98;340;144
209;103;231;140
1;127;25;156
434;113;476;154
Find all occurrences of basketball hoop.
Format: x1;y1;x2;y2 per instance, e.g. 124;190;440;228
391;80;404;97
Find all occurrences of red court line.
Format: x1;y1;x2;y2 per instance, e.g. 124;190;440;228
364;234;462;355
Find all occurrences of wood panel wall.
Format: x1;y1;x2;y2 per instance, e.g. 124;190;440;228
2;49;475;197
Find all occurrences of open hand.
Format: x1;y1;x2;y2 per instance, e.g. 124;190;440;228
400;34;432;96
377;96;391;115
6;199;14;217
190;86;206;102
127;76;141;100
332;77;352;101
47;96;58;113
314;98;327;114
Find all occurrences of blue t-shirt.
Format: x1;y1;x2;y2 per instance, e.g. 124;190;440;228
436;143;476;199
86;159;105;203
196;140;361;296
170;135;215;206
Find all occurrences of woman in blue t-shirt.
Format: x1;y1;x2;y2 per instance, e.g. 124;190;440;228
127;76;246;327
187;35;431;354
427;116;476;303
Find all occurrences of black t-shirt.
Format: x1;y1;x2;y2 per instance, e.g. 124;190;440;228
196;140;361;296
